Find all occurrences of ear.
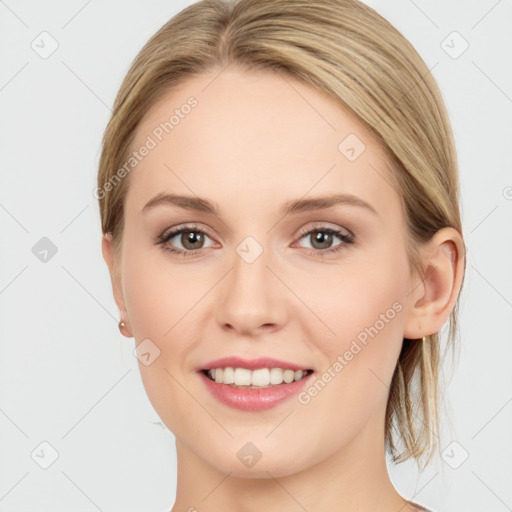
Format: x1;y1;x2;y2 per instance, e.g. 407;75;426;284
102;233;133;338
403;227;466;339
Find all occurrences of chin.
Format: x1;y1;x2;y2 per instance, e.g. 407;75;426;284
200;444;311;479
219;459;306;479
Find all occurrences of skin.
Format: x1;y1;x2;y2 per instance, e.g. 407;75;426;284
102;66;465;512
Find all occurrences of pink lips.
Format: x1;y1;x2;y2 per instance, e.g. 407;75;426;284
196;356;314;411
197;356;311;372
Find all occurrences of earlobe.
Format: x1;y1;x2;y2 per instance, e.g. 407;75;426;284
403;227;465;339
101;234;133;338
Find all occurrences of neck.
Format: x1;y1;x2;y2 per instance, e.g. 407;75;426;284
170;407;417;512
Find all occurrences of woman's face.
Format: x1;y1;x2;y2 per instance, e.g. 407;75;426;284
106;67;420;477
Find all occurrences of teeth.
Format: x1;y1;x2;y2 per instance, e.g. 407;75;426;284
270;368;284;385
222;367;234;384
283;369;295;384
234;368;252;386
251;368;269;387
206;367;309;388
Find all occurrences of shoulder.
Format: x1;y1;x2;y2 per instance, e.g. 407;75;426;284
408;502;435;512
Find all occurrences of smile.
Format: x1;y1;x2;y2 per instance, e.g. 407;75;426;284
203;367;313;388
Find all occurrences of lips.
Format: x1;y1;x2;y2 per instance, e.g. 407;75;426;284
196;357;315;411
198;367;315;411
196;356;313;372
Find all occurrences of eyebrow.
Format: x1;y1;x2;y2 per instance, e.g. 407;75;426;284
142;192;378;217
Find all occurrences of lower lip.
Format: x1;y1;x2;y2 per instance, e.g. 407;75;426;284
198;371;314;411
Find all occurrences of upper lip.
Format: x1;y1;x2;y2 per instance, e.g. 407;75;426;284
196;356;313;372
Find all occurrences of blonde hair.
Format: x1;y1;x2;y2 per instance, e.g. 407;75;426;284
97;0;466;469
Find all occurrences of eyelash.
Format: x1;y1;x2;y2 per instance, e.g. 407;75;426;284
156;223;355;258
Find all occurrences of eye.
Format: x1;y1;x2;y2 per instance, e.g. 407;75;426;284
156;223;355;258
295;225;354;255
156;224;217;257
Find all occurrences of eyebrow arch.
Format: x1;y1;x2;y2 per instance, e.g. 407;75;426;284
142;192;378;217
142;193;218;214
281;193;378;216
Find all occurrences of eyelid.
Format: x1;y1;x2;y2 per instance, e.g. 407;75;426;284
157;221;354;257
292;224;354;254
295;222;353;239
157;222;351;243
158;222;214;241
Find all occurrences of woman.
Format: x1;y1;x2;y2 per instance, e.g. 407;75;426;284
97;0;466;510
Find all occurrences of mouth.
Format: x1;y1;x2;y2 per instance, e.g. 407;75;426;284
196;356;316;411
199;367;315;389
198;365;316;411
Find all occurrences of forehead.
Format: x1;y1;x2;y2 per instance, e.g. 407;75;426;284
126;66;402;218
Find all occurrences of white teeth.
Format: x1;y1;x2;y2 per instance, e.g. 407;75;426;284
251;368;270;387
222;367;235;384
205;367;310;388
283;369;295;384
269;368;283;385
234;368;252;386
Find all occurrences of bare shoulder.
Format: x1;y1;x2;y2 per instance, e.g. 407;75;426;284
406;502;434;512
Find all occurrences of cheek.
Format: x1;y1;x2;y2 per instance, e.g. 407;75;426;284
123;266;171;340
122;245;198;340
121;247;199;427
303;255;408;393
311;260;406;341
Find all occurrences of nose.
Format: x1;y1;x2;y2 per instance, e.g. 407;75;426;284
215;243;288;336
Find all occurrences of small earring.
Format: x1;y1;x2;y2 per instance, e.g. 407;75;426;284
119;319;131;337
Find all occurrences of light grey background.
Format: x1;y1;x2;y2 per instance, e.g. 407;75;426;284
0;1;511;511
